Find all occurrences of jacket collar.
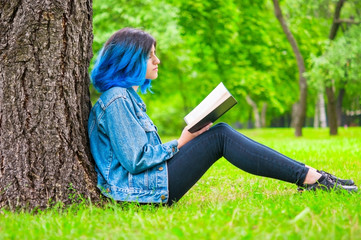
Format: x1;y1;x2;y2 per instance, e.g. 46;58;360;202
127;87;147;112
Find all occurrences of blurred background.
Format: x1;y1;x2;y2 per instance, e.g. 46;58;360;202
90;0;361;136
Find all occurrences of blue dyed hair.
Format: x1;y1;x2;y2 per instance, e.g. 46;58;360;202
91;28;156;93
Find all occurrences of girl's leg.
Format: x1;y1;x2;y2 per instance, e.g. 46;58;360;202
167;123;309;205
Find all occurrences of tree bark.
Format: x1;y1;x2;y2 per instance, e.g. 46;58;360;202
261;103;267;128
272;0;307;137
335;19;361;24
314;91;327;128
329;0;346;40
326;86;338;135
0;0;99;209
337;88;345;126
319;92;327;128
314;100;319;128
290;103;299;128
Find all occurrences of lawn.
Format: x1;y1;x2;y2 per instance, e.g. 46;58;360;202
1;127;361;239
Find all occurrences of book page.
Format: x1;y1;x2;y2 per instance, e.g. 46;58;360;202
184;82;229;125
187;92;230;128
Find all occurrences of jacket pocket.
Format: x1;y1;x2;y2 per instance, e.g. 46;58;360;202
128;170;149;190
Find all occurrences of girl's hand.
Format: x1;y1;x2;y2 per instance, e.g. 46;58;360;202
177;123;213;149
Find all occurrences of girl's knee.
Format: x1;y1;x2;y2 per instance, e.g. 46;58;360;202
214;122;231;128
211;122;245;139
211;122;233;133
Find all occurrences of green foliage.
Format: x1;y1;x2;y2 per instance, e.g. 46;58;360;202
91;0;303;134
307;25;361;110
90;0;361;135
1;128;361;239
93;0;181;53
177;0;299;112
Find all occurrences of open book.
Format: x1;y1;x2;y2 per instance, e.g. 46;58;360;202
184;82;237;133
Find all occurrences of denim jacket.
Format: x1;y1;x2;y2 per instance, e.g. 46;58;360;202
88;87;179;203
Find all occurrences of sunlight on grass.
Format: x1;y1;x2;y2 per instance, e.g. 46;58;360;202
1;128;361;239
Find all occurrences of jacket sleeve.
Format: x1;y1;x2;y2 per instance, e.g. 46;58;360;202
101;97;179;175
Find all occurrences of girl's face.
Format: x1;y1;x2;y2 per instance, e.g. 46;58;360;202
145;45;160;79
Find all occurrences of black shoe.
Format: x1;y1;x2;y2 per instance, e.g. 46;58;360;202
299;172;358;193
317;170;355;186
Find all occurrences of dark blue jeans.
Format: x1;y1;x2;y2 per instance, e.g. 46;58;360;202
167;123;309;205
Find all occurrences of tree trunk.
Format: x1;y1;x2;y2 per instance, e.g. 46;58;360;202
0;0;99;209
326;86;338;135
272;0;307;137
325;0;345;135
319;92;327;128
337;88;345;126
261;103;267;128
314;91;327;128
290;103;299;128
246;95;261;128
314;100;319;128
329;0;345;40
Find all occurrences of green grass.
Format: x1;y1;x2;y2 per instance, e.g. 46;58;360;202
1;127;361;239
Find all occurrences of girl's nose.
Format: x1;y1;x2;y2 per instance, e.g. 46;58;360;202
154;55;160;65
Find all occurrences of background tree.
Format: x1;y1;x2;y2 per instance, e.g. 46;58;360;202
325;0;361;134
282;0;332;129
307;0;361;134
272;0;307;137
0;0;99;209
308;25;361;128
326;0;346;135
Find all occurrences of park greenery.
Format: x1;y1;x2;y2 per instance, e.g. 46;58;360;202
3;1;361;234
91;0;361;136
1;127;361;239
